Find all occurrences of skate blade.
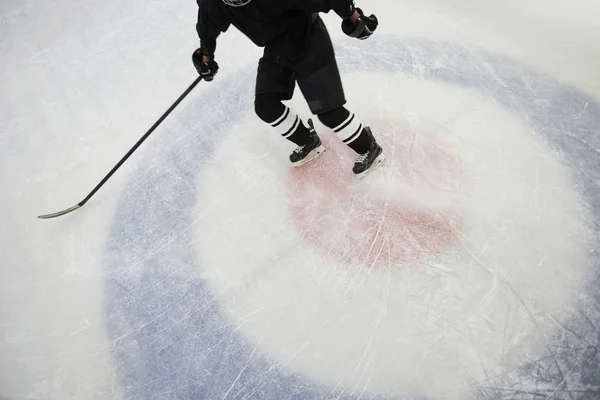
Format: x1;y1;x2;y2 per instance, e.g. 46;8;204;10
356;153;386;179
292;145;326;168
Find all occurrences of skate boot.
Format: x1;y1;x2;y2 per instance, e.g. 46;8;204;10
352;127;385;178
289;119;326;167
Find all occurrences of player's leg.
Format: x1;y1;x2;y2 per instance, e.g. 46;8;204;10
294;16;385;176
318;106;384;177
254;57;325;166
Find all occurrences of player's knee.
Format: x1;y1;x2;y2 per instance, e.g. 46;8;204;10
254;93;286;124
317;106;351;129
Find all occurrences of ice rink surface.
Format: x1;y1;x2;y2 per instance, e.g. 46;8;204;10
1;1;600;399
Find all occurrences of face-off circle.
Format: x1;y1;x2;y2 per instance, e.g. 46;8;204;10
105;37;600;400
191;74;589;398
288;119;468;267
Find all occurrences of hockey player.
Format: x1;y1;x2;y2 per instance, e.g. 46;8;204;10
193;0;385;177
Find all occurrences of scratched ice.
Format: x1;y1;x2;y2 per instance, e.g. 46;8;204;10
1;0;599;399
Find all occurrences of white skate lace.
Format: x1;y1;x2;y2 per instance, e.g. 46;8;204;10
294;145;305;154
356;152;368;164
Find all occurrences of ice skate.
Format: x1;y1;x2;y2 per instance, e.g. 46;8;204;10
352;128;385;178
289;119;326;167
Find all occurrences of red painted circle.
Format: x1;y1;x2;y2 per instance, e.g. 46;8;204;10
287;120;468;267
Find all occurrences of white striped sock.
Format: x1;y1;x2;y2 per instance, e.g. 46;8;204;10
333;113;363;144
271;107;300;138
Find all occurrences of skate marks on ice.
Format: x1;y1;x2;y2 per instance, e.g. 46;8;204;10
105;37;600;400
193;73;591;398
288;120;468;268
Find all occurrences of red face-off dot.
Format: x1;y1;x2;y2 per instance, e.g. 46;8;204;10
287;120;468;267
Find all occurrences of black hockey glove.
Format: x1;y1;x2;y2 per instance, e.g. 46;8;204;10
341;8;378;40
192;48;219;81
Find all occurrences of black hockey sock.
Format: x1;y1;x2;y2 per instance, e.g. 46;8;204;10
255;94;310;146
268;106;311;146
318;107;373;154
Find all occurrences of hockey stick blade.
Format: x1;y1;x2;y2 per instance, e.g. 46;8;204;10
36;76;202;220
38;204;82;219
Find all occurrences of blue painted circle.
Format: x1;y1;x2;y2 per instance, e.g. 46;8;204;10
105;36;600;399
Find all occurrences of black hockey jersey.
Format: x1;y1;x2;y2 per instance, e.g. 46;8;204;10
196;0;356;57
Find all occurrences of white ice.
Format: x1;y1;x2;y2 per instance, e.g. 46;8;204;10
1;1;600;400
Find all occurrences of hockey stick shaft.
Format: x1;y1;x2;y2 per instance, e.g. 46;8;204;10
38;76;203;219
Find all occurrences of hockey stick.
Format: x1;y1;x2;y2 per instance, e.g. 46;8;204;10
38;76;203;219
